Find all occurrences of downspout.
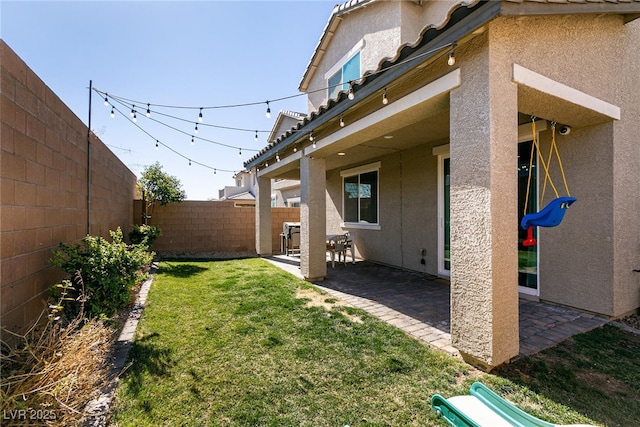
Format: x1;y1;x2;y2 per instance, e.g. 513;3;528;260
86;80;92;235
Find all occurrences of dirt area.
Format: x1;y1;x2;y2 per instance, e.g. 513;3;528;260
619;312;640;330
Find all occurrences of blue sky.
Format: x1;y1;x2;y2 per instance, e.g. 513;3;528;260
1;0;337;200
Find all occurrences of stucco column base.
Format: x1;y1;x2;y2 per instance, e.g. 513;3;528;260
459;351;508;373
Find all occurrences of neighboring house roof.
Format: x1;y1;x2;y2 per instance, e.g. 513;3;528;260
246;0;640;169
267;110;307;144
299;0;378;92
226;191;255;201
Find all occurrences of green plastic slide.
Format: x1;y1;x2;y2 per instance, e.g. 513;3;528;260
431;382;597;427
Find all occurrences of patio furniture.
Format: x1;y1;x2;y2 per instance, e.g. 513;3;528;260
431;382;596;427
326;234;349;267
281;222;301;255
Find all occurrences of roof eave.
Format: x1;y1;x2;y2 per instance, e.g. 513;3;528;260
246;0;500;171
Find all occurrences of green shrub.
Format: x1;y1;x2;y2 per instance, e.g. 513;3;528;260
128;224;161;247
50;228;153;318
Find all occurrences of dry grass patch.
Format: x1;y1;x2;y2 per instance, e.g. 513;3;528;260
1;313;116;426
296;287;363;323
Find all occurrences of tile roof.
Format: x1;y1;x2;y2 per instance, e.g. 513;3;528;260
245;0;640;169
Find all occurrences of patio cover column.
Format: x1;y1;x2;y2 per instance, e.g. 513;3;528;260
300;153;327;280
449;41;519;369
255;174;272;256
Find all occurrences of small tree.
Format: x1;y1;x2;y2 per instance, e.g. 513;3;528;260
139;162;186;224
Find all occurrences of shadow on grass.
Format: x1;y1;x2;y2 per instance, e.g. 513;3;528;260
122;332;175;397
493;324;640;426
158;262;209;278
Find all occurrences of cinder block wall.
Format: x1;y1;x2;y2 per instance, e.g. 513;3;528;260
135;200;299;256
1;41;137;333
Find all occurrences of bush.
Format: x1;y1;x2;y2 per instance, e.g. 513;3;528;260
128;224;161;247
50;228;153;318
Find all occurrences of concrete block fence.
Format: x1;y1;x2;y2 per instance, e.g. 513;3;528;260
134;200;300;257
1;41;136;334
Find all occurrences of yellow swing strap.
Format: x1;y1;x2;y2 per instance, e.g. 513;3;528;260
540;122;571;201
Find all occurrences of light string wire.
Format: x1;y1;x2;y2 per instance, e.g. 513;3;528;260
102;93;273;134
107;95;259;152
93;41;454;114
109;102;238;174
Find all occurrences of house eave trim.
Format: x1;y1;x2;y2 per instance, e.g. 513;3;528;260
512;63;621;121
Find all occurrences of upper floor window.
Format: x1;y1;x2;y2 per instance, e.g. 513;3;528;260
325;40;364;100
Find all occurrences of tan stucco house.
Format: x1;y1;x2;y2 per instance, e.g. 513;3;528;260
244;0;640;369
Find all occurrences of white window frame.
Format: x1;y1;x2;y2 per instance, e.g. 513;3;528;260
325;39;364;100
340;161;380;230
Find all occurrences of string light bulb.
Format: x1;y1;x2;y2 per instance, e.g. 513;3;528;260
265;101;271;119
191;136;195;145
239;148;242;157
309;131;314;142
110;107;115;118
348;83;355;100
340;114;345;127
214;168;217;174
276;153;280;162
130;105;135;117
155;140;159;150
447;43;456;66
382;88;389;105
254;131;258;142
104;96;109;106
198;108;203;123
293;144;297;152
132;111;137;122
194;123;199;134
146;104;151;118
189;159;192;167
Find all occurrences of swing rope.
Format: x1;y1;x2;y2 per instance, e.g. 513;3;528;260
523;118;571;218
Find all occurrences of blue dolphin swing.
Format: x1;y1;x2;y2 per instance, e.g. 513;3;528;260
521;119;576;247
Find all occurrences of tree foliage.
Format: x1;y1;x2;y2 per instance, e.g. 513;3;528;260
139;162;186;224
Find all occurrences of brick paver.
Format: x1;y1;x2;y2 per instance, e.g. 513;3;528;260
266;256;608;360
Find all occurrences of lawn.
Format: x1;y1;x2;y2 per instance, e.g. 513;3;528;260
112;259;633;426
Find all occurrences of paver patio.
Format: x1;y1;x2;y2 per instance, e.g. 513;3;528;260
266;256;608;359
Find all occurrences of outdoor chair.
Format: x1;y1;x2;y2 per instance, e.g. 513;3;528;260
288;229;301;256
327;234;348;267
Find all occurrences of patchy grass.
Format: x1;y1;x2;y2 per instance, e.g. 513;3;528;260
113;259;604;426
494;324;640;427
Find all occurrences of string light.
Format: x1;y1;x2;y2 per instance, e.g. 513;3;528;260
110;107;115;118
239;148;242;157
130;105;135;117
448;43;456;66
276;153;280;162
198;108;203;123
194;123;199;134
132;111;137;123
146;104;151;118
191;136;195;145
254;131;258;142
382;88;388;105
108;103;238;174
340;114;345;127
310;131;316;148
265;101;271;119
188;159;192;167
348;83;355;100
104;95;109;106
293;144;297;152
214;169;216;174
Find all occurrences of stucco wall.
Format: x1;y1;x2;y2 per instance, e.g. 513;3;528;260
488;14;638;316
1;41;137;333
325;143;441;275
